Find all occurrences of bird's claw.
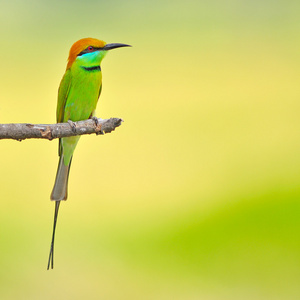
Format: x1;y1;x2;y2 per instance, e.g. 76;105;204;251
92;116;99;126
92;117;104;135
67;120;76;133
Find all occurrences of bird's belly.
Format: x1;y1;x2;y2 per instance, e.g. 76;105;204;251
64;75;101;122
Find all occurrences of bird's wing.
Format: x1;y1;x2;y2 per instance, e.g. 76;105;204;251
56;69;72;156
57;69;72;123
98;84;102;100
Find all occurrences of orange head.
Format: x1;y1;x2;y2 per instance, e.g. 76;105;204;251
66;37;131;69
67;38;106;69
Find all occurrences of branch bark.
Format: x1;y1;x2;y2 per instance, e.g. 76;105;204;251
0;117;123;141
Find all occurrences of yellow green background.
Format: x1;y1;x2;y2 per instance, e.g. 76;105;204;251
0;0;300;299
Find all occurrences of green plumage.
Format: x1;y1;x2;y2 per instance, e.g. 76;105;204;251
60;64;102;166
47;38;130;270
51;51;105;201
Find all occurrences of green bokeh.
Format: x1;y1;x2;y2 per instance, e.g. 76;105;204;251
0;0;300;299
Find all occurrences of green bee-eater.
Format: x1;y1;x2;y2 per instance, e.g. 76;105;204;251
48;38;130;269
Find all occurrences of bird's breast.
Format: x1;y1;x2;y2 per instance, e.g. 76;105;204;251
64;68;102;122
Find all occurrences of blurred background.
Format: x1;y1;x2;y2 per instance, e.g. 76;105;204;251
0;0;300;299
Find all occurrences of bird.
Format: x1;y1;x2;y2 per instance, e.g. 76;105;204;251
47;37;131;270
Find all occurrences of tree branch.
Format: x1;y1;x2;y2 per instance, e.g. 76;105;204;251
0;117;123;141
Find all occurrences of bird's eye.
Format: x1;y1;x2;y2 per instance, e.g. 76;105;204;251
88;46;93;51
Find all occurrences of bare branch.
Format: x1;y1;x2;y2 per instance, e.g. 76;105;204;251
0;117;123;141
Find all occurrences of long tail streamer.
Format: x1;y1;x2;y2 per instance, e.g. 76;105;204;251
47;201;61;270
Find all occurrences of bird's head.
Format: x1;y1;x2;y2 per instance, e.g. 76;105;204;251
66;37;131;70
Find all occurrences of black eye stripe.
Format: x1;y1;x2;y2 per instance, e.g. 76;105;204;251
77;46;102;56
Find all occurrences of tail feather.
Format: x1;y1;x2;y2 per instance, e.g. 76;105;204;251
51;155;72;201
47;201;60;270
48;155;72;270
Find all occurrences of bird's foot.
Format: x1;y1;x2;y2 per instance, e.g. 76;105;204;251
67;120;76;133
92;117;104;135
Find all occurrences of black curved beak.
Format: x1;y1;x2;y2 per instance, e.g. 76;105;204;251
103;43;132;50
